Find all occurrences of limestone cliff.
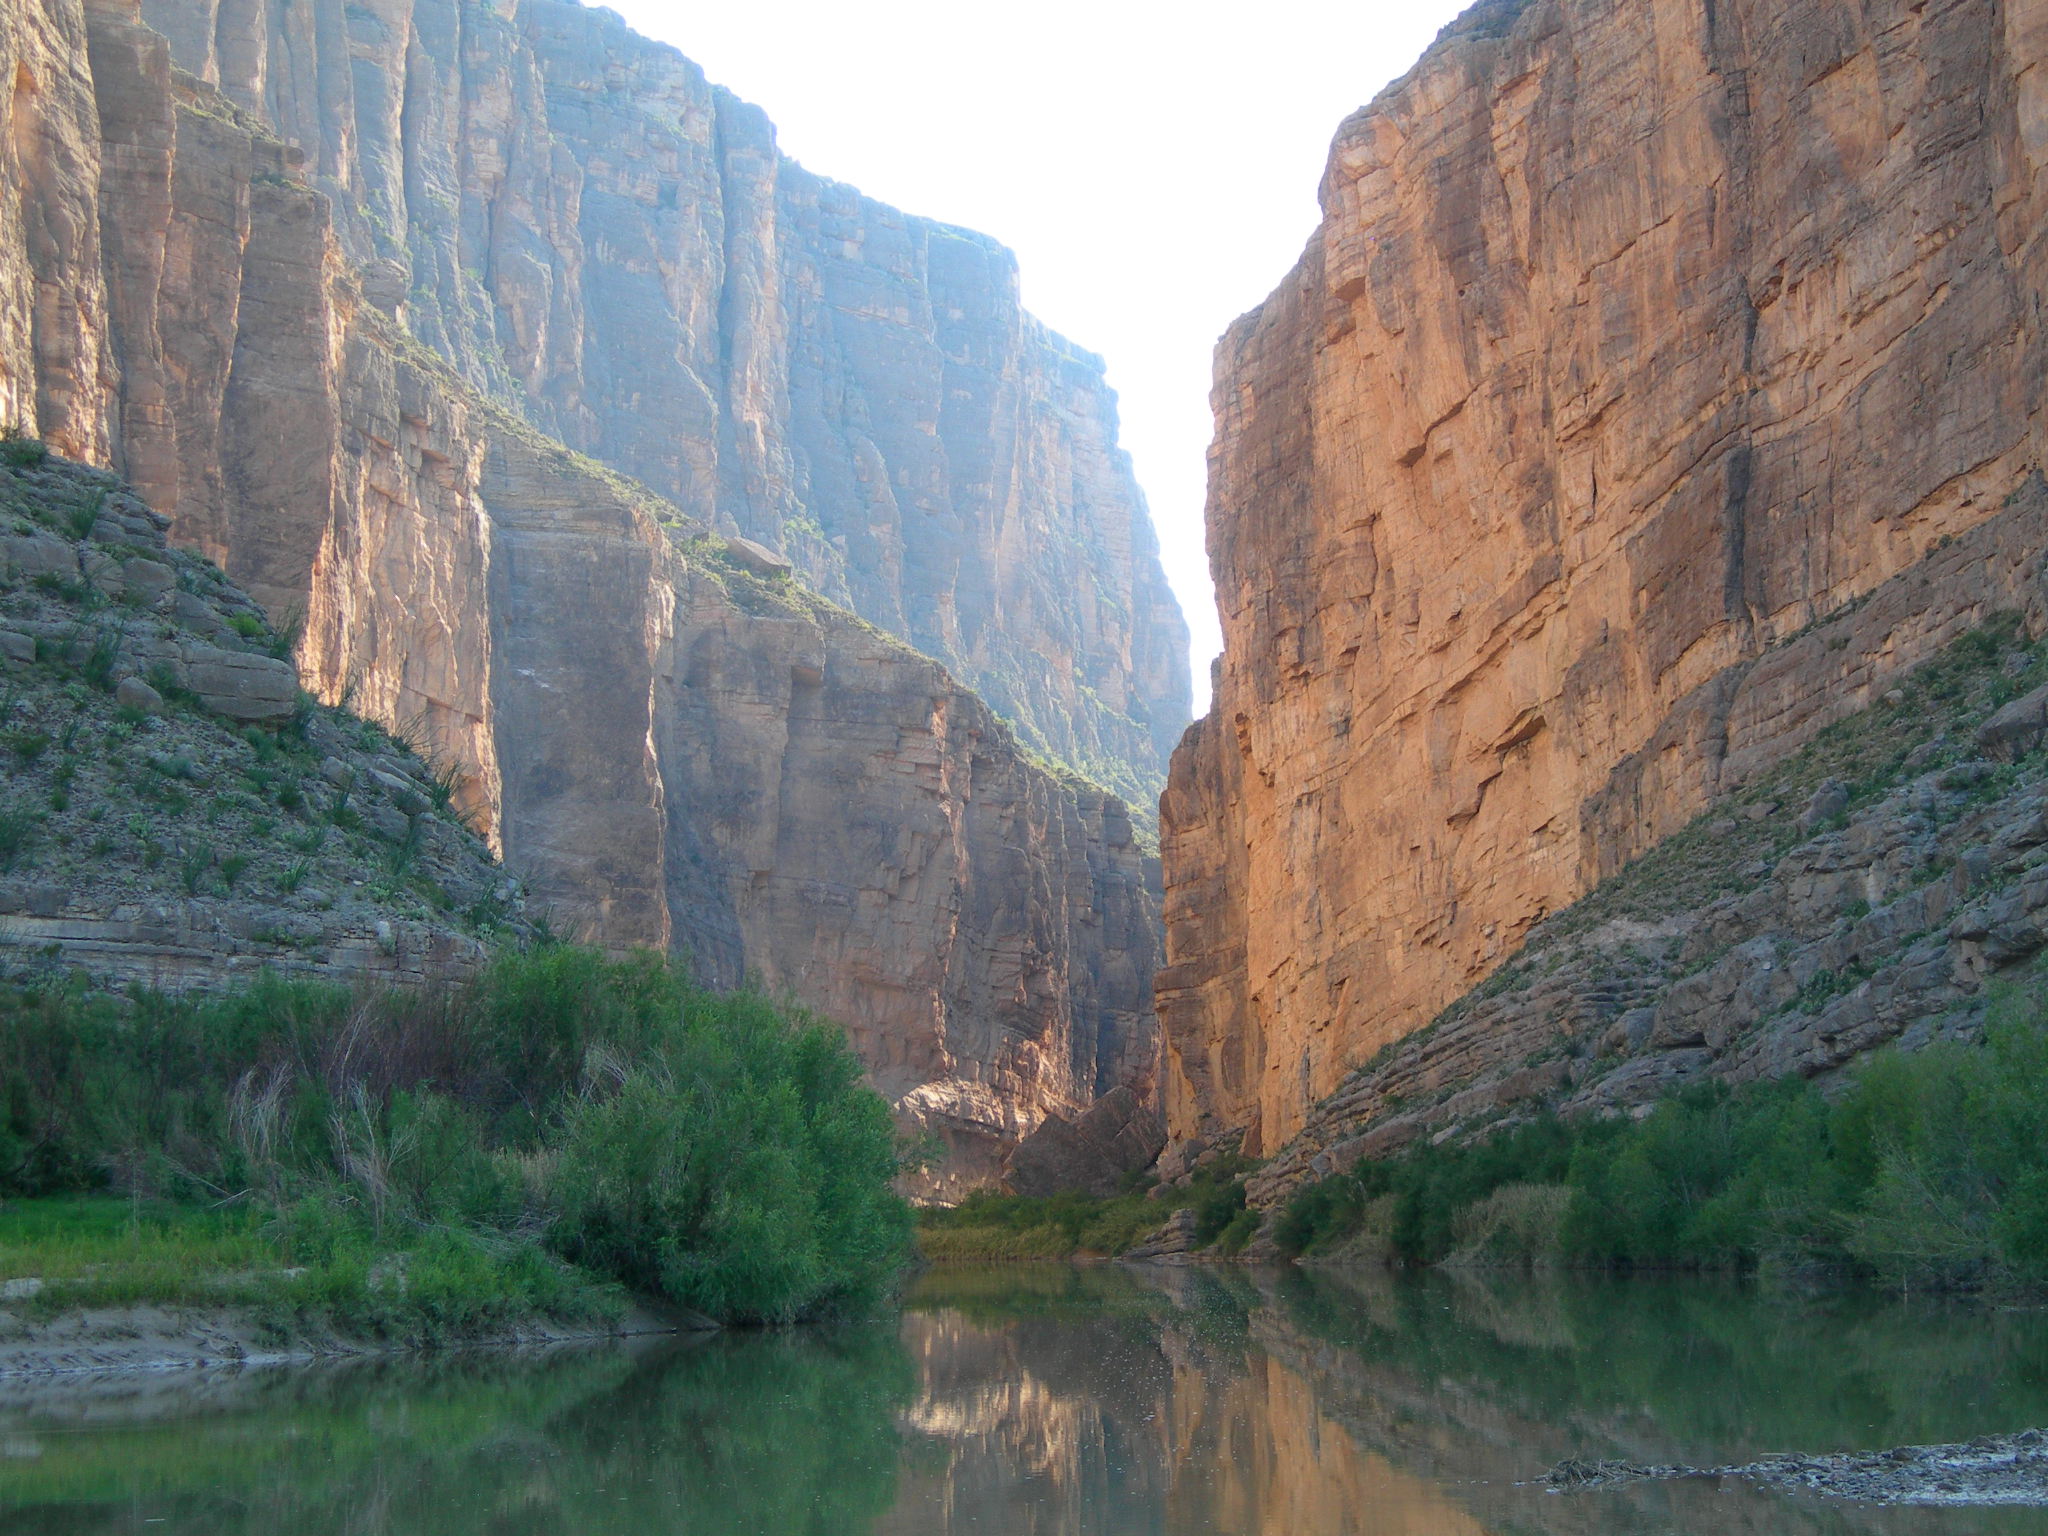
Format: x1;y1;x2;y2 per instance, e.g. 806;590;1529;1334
0;0;1166;1190
134;0;1190;813
1162;0;2048;1159
1247;590;2048;1209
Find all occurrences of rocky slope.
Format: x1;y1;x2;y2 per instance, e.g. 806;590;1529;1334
0;0;1166;1189
130;0;1190;813
1160;0;2048;1163
0;448;523;989
1245;607;2048;1207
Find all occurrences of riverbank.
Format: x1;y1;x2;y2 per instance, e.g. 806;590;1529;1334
1;948;914;1328
0;1191;711;1378
913;1157;1256;1262
930;974;2048;1292
0;1296;687;1379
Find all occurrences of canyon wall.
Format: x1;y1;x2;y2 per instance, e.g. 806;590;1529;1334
0;0;1166;1190
1162;0;2048;1158
134;0;1190;812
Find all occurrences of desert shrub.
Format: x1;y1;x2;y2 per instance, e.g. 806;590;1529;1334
1448;1182;1572;1267
0;434;47;468
0;802;39;870
0;949;911;1324
1276;981;2048;1293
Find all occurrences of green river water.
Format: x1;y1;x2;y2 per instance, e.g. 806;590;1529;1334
3;1265;2046;1533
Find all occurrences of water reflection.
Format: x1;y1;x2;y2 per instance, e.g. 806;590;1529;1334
3;1266;2047;1533
894;1266;2048;1534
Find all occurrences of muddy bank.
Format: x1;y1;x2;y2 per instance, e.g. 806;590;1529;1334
1549;1428;2048;1506
0;1300;695;1380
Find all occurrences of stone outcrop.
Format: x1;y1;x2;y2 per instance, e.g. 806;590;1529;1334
0;449;525;992
1005;1084;1166;1199
0;0;1170;1188
1161;0;2048;1161
132;0;1189;815
474;433;1162;1194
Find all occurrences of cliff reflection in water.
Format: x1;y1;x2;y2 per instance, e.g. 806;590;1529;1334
890;1264;2048;1535
6;1267;2048;1533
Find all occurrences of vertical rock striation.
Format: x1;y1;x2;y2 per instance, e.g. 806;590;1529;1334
135;0;1190;811
1163;0;2048;1159
0;0;1175;1189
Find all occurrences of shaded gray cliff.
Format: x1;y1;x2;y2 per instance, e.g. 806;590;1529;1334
0;0;1171;1193
138;0;1191;814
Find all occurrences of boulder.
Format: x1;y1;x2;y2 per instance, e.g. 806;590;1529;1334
1005;1084;1166;1198
1119;1208;1198;1264
183;645;298;723
114;675;163;713
1799;779;1851;832
120;557;177;605
722;536;792;579
1976;684;2048;762
1;531;77;581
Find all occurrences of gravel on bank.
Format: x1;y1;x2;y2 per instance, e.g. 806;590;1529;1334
0;1300;699;1380
1547;1427;2048;1506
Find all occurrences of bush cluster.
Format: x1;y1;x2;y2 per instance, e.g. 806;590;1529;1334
1276;979;2048;1292
0;948;912;1324
917;1156;1259;1260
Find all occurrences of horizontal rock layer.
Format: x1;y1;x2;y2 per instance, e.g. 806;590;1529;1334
0;451;520;994
1162;0;2048;1158
0;0;1161;1189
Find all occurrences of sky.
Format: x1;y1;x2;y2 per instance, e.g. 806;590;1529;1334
603;0;1476;710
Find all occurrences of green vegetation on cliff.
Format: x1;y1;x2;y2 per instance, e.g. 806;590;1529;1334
0;949;913;1329
1275;973;2048;1292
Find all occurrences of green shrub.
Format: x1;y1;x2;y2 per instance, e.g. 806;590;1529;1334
0;802;39;870
0;429;48;469
6;729;50;762
1191;1178;1248;1247
63;490;106;540
545;988;910;1324
1277;981;2048;1293
1448;1182;1571;1267
0;949;912;1325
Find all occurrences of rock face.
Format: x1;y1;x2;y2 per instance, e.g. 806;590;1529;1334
133;0;1190;815
1244;598;2048;1208
0;0;1170;1190
478;433;1163;1195
1161;0;2048;1160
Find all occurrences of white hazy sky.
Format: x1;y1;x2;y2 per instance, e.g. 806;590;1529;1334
603;0;1475;708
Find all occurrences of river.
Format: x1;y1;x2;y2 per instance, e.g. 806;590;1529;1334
3;1265;2046;1533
